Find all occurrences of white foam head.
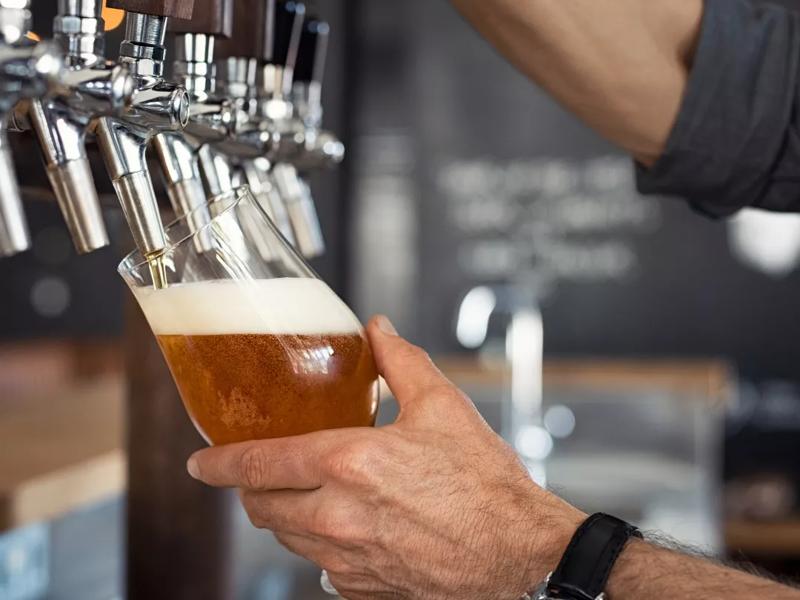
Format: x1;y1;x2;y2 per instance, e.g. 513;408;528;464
133;278;362;336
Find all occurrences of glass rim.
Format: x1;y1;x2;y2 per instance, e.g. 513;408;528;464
118;185;253;276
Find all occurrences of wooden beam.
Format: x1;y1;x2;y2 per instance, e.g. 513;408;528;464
169;0;233;37
124;299;235;598
107;0;195;20
214;0;273;60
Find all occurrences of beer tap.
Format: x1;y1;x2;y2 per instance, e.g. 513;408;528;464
258;0;325;258
153;0;237;224
95;1;192;260
213;0;296;245
0;0;62;256
17;0;137;255
292;16;345;172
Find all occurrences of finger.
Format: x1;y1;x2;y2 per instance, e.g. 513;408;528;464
367;316;458;413
188;431;342;490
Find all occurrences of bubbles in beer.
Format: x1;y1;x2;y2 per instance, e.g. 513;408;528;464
133;278;379;445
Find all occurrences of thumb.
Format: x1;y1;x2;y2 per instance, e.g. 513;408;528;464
366;315;460;416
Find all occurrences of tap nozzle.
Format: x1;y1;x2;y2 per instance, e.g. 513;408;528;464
95;9;190;259
271;162;323;258
29;99;109;253
0;2;65;256
0;131;29;256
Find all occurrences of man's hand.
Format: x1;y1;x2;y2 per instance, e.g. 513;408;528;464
188;316;585;599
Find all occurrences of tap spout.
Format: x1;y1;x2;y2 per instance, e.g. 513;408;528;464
95;117;166;257
0;131;29;256
29;99;109;253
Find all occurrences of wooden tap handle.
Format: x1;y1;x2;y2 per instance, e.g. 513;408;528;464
106;0;195;20
169;0;233;36
214;0;274;60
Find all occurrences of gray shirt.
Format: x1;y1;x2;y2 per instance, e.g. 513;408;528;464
637;0;800;217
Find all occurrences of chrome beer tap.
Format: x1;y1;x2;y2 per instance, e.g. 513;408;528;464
153;0;238;223
256;0;325;258
17;0;137;255
0;0;62;256
94;9;189;260
291;17;344;172
213;0;296;245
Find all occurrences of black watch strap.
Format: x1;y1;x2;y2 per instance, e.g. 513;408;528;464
545;513;642;600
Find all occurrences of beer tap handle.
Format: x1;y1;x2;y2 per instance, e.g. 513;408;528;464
106;0;194;20
169;0;233;36
273;1;305;72
214;0;273;60
294;17;328;87
0;132;30;256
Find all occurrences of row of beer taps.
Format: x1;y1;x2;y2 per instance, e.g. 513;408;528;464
0;0;342;262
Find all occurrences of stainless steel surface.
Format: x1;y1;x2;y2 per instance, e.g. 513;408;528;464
0;0;31;46
0;6;64;257
113;170;167;258
272;163;324;258
0;132;29;256
46;159;109;253
53;0;104;63
83;6;190;258
243;158;295;244
95;116;166;257
119;13;168;77
198;142;235;197
29;98;108;253
456;285;546;484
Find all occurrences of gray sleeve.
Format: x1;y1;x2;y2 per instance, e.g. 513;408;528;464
636;0;800;217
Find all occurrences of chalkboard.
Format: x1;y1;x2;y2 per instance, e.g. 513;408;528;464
348;0;800;382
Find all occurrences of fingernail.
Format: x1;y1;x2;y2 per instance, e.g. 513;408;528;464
187;456;200;480
376;315;397;336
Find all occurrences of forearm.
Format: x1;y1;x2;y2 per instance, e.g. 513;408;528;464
607;539;800;599
450;0;704;165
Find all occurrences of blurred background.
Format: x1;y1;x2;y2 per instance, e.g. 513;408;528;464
2;0;799;598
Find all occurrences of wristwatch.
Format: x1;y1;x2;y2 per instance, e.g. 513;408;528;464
523;513;642;600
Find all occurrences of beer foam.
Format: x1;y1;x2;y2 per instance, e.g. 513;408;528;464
133;278;363;336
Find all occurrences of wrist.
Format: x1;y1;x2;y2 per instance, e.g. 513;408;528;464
518;497;587;594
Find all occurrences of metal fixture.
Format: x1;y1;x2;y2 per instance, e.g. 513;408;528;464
94;10;189;259
456;284;548;486
13;0;137;254
253;0;325;258
0;0;63;256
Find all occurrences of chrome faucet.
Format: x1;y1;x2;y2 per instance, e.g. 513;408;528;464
15;0;136;255
255;0;325;258
290;17;344;172
94;11;189;259
456;284;549;486
0;0;62;256
154;30;237;223
214;52;297;245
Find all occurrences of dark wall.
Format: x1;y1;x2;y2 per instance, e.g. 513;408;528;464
347;0;800;382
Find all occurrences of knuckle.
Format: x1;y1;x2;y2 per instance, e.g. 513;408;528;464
325;439;381;484
399;341;430;364
310;505;357;542
240;492;270;529
238;445;270;489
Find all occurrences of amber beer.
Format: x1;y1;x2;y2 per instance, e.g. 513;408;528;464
133;278;379;445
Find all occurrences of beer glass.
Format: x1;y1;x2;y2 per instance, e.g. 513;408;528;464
119;186;380;446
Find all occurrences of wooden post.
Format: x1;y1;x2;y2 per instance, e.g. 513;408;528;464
213;0;274;60
106;0;195;20
124;298;235;599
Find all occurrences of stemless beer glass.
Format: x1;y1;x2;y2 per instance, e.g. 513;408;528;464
119;186;379;446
